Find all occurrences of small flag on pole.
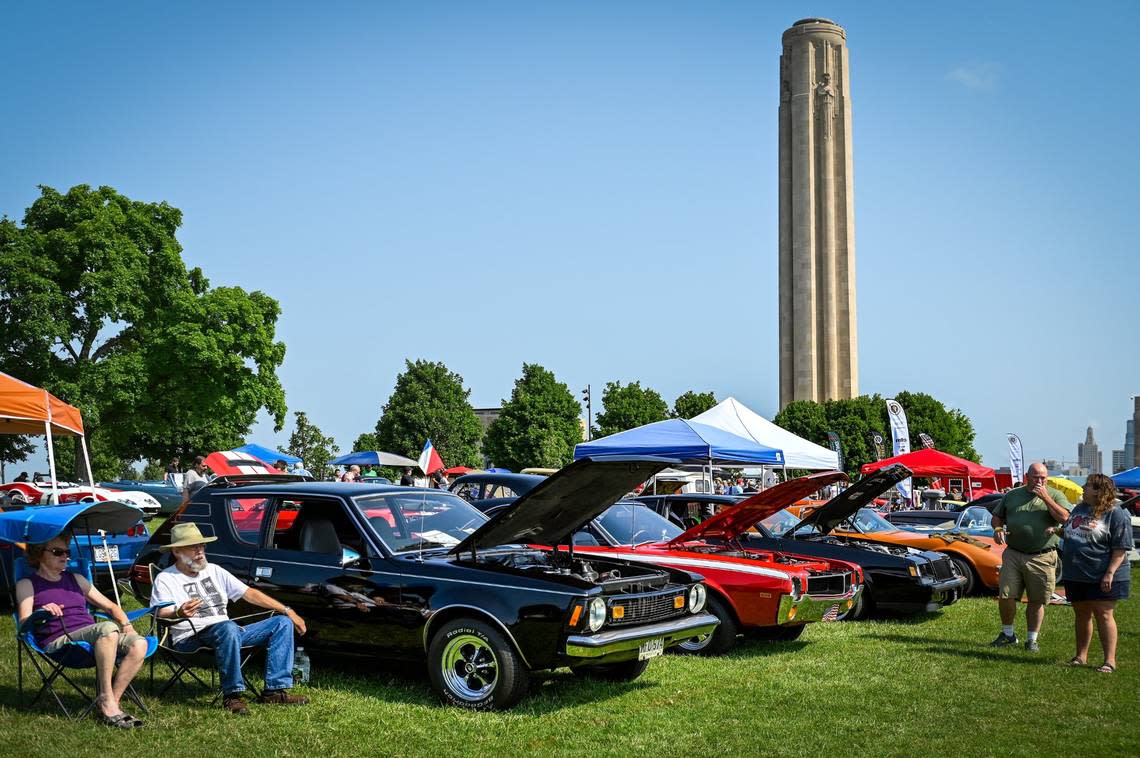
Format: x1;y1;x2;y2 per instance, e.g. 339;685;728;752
418;439;445;475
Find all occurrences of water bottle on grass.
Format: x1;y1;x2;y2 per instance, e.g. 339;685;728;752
292;647;310;685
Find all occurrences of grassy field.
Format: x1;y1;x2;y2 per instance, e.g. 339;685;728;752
0;595;1135;758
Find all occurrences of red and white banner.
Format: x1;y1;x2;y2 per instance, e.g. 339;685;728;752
418;439;445;475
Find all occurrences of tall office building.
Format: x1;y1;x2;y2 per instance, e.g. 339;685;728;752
1133;398;1140;469
1125;418;1135;471
1112;449;1127;473
778;18;859;407
1077;426;1102;475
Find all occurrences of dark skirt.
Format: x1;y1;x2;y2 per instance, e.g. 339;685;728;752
1064;579;1130;602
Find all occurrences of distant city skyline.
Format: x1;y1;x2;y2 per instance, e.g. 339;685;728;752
2;3;1138;471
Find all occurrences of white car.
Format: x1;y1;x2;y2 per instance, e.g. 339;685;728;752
0;479;161;516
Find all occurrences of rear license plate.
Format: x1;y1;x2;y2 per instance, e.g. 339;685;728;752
93;545;120;562
638;637;664;660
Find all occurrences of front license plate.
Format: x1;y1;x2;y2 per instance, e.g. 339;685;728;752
637;637;664;660
93;545;120;562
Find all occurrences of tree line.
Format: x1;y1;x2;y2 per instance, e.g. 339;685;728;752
1;184;977;480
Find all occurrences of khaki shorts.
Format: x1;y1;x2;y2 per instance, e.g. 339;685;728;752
43;620;146;655
998;548;1058;605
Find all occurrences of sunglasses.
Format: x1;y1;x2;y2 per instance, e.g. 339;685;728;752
47;548;71;558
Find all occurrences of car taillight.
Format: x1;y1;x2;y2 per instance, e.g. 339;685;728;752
129;564;151;584
126;524;147;537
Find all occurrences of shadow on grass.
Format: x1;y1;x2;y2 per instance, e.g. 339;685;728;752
305;652;652;714
864;633;1057;666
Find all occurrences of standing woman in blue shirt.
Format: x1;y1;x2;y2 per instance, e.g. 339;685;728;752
1058;473;1134;673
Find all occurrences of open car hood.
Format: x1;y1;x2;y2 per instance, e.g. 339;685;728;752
667;471;848;546
450;456;676;555
791;464;912;535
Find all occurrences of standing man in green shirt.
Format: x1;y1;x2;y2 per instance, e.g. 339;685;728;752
990;462;1071;651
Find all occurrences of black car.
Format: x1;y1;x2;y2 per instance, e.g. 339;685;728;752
130;458;716;710
449;472;545;512
638;468;966;619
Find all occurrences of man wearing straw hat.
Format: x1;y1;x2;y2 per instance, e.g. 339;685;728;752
150;523;310;714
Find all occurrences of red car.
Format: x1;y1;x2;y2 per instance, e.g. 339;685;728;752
568;476;863;654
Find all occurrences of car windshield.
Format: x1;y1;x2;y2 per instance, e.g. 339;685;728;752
759;509;801;537
597;502;682;544
354;491;487;553
843;507;895;533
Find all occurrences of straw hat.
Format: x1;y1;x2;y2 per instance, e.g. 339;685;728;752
160;522;218;551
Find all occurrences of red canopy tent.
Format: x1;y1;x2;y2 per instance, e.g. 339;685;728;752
862;448;996;500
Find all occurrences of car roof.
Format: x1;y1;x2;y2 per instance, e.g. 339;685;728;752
202;481;440;498
450;473;545;487
638;494;743;503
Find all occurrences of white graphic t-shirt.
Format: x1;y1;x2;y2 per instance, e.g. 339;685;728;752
150;563;250;645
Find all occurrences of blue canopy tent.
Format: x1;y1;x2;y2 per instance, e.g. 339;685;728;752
234;444;301;465
329;451;419;468
1112;467;1140;489
574;419;784;466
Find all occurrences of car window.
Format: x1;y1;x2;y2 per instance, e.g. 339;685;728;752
759;509;800;537
597;502;682;544
485;485;517;499
226;497;273;545
355;491;486;553
848;508;894;533
268;497;365;557
451;482;483;503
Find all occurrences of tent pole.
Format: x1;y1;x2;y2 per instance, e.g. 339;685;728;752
80;436;94;486
44;420;59;505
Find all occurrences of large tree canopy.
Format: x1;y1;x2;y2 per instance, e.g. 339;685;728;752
0;184;287;479
484;363;582;471
286;410;339;480
775;392;978;477
374;359;482;468
671;390;717;420
593;381;669;438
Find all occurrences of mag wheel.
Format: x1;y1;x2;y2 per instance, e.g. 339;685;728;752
428;618;529;711
676;594;737;655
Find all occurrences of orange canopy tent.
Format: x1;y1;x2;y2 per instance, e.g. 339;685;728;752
0;371;93;498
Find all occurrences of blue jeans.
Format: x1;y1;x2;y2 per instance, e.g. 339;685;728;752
174;616;295;695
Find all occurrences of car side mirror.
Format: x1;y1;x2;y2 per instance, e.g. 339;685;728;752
341;547;362;566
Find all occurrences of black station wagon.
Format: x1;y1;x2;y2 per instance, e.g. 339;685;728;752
130;457;717;710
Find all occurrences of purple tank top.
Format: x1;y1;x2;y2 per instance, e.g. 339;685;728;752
27;572;95;646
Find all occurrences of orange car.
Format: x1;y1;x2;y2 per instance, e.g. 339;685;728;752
787;502;1003;595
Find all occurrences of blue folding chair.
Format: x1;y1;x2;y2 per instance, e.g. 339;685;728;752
13;555;167;719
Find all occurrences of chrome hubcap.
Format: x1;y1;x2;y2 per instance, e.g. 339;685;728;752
679;632;713;651
441;634;498;701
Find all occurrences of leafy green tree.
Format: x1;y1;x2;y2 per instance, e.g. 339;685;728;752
286;411;339;480
141;460;166;480
593;381;669;438
484;364;582;470
671;391;717;419
0;185;287;480
0;436;36;482
352;432;380;453
892;390;978;462
374;360;482;468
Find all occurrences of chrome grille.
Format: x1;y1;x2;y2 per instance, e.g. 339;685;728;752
607;588;687;627
930;558;954;580
806;571;853;597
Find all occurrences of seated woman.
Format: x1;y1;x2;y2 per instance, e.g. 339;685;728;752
15;534;149;728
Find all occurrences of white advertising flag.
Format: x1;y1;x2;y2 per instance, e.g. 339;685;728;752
885;398;912;503
1007;433;1024;484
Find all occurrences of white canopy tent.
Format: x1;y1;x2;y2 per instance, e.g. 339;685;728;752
693;396;839;471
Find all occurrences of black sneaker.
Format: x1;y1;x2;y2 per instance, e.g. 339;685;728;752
989;632;1018;647
1025;640;1040;652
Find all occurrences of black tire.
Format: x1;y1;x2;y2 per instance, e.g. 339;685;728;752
750;623;806;642
948;555;977;595
676;594;738;655
571;658;649;682
427;618;530;711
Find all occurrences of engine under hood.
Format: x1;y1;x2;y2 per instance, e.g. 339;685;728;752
667;471;847;546
791;464;912;535
451;456;676;555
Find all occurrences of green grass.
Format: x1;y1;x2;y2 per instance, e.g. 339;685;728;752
0;597;1136;758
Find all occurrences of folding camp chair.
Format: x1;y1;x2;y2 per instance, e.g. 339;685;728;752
146;564;275;702
13;557;165;719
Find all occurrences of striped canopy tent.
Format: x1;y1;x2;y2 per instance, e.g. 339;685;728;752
0;371;93;501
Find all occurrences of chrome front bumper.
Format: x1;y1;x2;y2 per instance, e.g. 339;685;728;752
776;583;863;624
564;612;719;658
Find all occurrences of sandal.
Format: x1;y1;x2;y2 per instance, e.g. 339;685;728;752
96;713;136;729
120;712;145;727
1096;664;1116;674
1064;657;1086;667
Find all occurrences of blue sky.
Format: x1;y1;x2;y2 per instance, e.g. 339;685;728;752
2;1;1137;471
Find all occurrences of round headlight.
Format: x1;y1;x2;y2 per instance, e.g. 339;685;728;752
587;597;606;632
689;583;707;613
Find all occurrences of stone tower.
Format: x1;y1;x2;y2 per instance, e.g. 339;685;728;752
778;18;859;408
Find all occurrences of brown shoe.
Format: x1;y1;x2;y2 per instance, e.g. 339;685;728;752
256;689;309;706
223;694;250;715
